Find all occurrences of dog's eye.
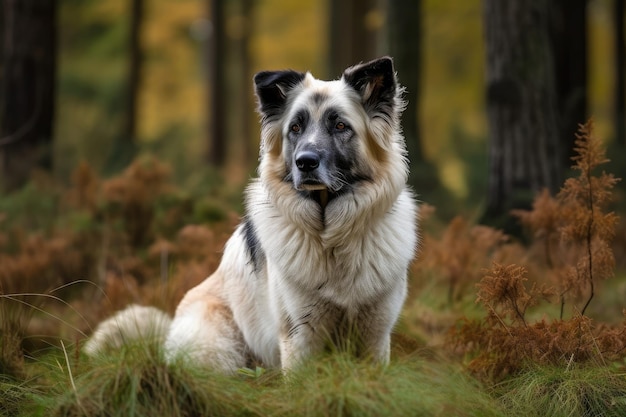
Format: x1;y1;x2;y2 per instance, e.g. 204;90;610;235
291;124;301;133
335;122;346;131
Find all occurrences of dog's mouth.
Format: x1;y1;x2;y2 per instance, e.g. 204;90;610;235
297;183;335;209
300;183;327;191
310;188;331;208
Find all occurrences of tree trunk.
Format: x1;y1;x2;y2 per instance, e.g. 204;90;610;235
550;0;588;165
125;0;143;144
387;0;424;186
106;0;143;172
328;0;379;78
482;0;562;233
239;0;253;167
615;0;625;146
207;0;227;167
0;0;56;192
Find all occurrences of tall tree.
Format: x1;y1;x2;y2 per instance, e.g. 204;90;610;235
482;0;562;233
550;0;588;164
237;0;254;168
387;0;424;186
107;0;143;172
0;0;57;191
615;0;625;145
328;0;379;78
125;0;143;145
207;0;227;167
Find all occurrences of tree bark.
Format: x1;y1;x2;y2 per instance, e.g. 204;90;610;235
0;0;56;191
239;0;253;167
105;0;145;172
125;0;143;144
106;0;143;172
207;0;227;167
387;0;423;185
482;0;562;233
550;0;588;164
328;0;379;78
615;0;625;146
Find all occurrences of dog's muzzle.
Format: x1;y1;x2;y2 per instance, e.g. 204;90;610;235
294;150;328;191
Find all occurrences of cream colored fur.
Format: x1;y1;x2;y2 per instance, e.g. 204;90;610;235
83;304;171;356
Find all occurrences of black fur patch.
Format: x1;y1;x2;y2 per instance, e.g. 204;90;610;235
310;92;328;106
242;218;264;271
342;57;397;125
254;70;306;121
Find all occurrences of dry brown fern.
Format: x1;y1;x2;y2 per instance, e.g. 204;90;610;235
557;120;620;315
476;262;553;327
0;157;232;348
514;120;620;317
451;120;625;381
512;188;560;268
102;157;174;248
414;215;510;304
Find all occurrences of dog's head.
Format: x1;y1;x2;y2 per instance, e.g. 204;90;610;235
254;57;406;206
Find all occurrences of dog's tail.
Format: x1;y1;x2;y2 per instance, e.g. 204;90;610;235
83;304;172;356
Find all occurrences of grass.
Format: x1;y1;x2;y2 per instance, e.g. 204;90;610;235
8;336;626;416
496;365;626;417
1;334;506;417
266;353;503;417
21;340;260;417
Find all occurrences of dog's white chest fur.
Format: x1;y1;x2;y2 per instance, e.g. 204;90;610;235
250;182;417;308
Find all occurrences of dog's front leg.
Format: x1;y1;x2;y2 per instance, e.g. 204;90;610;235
278;309;332;371
358;322;392;364
355;283;407;364
279;327;319;371
277;298;342;371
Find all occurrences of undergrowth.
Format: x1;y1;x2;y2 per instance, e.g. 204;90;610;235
1;120;626;415
450;120;626;381
5;338;504;417
0;157;237;358
48;346;256;417
496;365;626;417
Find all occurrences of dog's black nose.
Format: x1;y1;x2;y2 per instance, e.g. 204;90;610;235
295;151;320;172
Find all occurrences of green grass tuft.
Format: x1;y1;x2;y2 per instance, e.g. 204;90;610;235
6;336;505;417
265;353;503;417
6;336;626;416
44;342;260;417
496;365;626;417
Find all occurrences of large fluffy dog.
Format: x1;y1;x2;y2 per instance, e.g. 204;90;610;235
85;57;418;373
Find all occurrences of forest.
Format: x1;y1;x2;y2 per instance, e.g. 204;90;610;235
1;0;626;415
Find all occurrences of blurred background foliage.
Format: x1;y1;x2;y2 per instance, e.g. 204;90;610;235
1;0;619;215
55;0;329;187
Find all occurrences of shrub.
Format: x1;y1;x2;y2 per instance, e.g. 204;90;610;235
450;120;626;381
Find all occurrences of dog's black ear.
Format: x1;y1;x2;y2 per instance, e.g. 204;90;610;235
342;57;397;117
254;70;306;119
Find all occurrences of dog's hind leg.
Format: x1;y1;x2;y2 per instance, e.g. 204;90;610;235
164;291;247;374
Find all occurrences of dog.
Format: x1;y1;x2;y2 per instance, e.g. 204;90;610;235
86;57;418;373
